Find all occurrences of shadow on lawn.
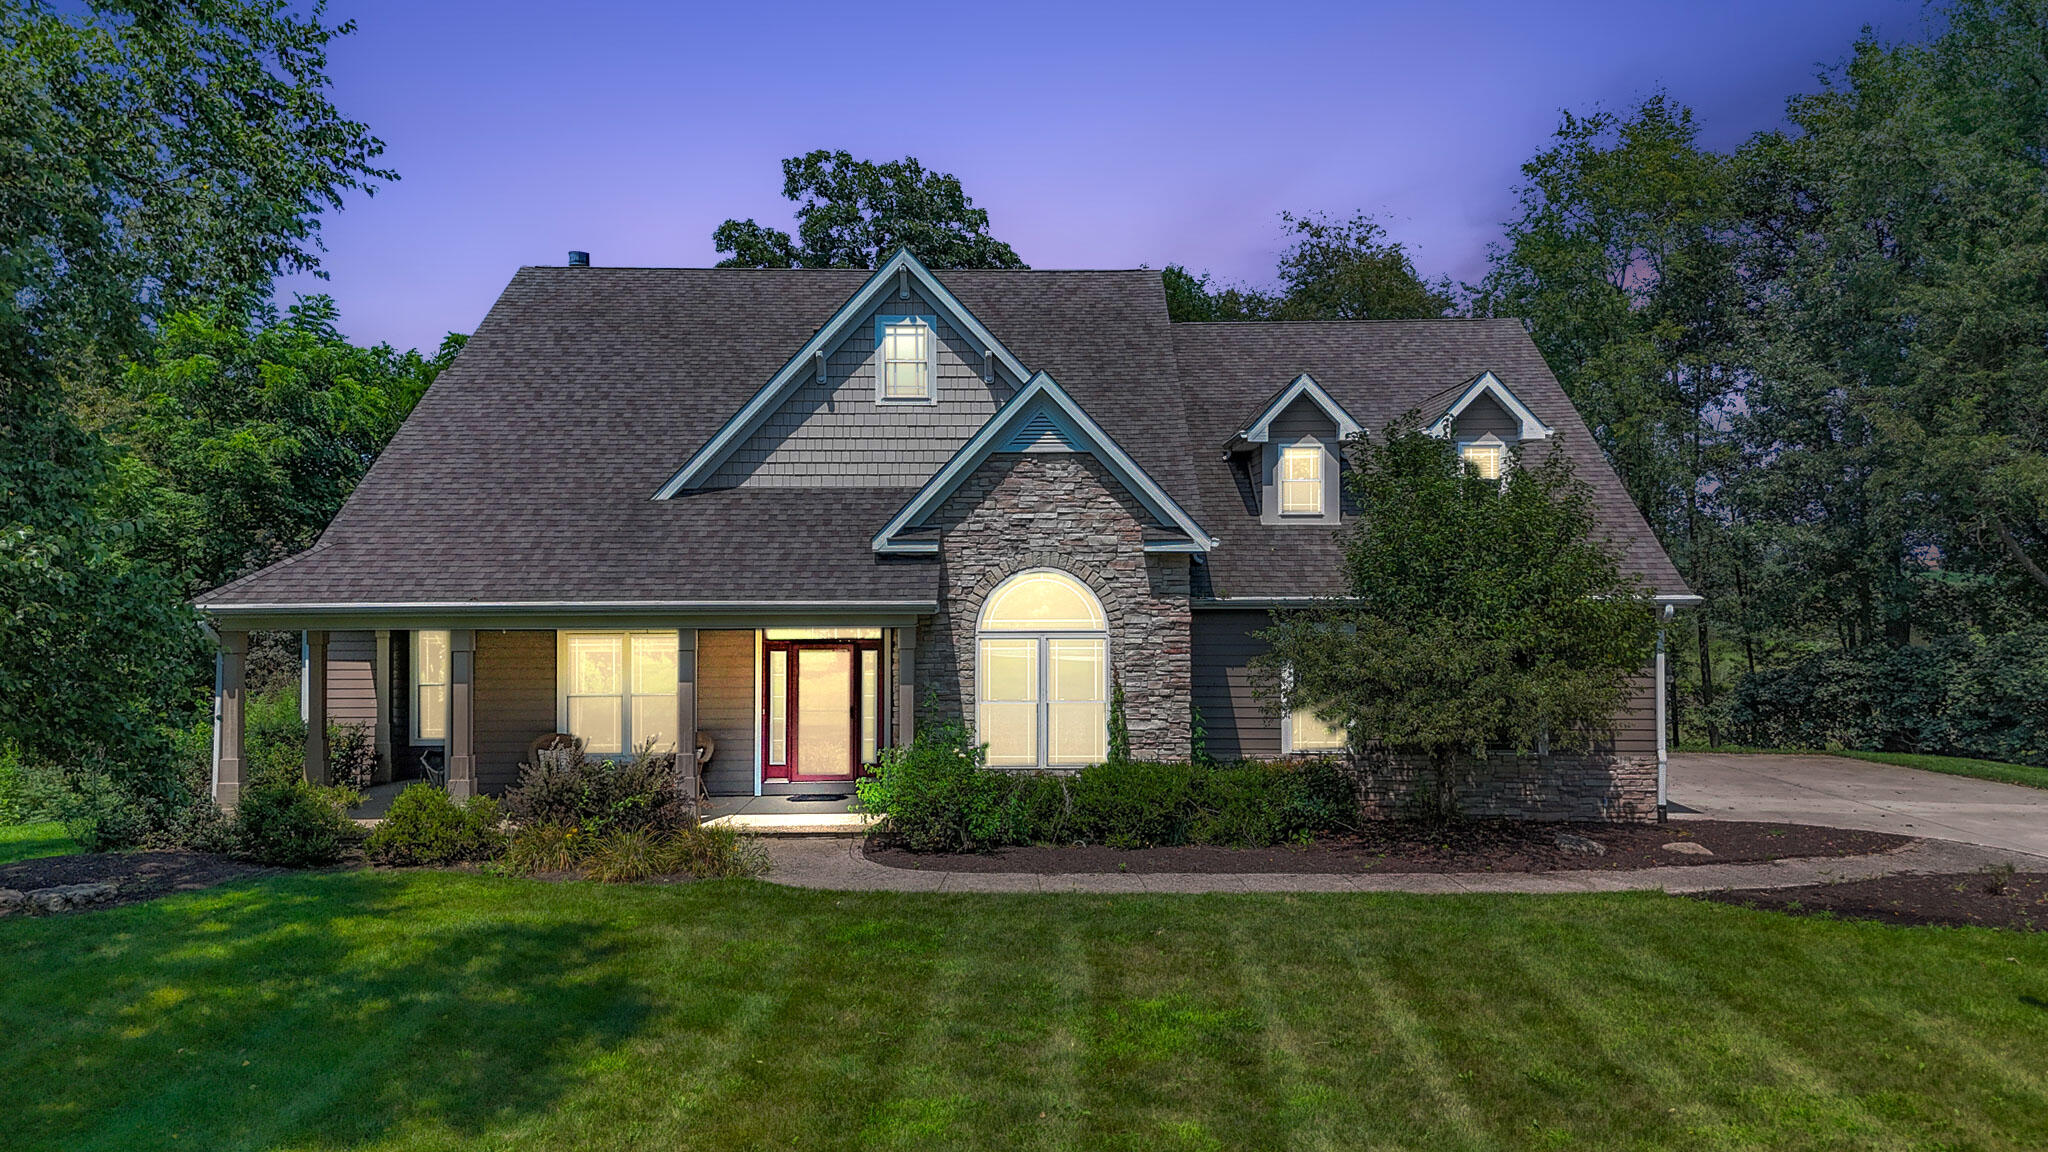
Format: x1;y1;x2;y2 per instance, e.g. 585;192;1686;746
0;871;656;1150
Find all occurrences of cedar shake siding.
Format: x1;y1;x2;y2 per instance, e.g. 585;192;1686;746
1190;609;1282;760
696;629;757;796
473;630;555;794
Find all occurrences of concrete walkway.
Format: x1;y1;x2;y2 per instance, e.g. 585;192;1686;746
1669;752;2048;856
762;834;2045;895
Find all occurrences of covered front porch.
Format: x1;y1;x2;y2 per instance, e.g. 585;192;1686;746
207;610;928;810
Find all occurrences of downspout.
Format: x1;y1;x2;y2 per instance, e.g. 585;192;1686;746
1656;603;1673;823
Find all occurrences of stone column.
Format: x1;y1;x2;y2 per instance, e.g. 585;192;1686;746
676;629;699;806
303;630;329;785
895;625;917;748
448;629;476;799
215;631;248;808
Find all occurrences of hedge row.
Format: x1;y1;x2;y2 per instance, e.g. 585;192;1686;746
1718;628;2048;767
854;721;1354;853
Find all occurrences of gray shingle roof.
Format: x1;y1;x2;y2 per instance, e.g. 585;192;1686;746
198;268;1685;611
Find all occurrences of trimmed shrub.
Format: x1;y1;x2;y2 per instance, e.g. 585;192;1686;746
366;784;506;865
1073;760;1198;848
231;782;359;867
327;723;378;792
1720;629;2048;766
855;720;1009;853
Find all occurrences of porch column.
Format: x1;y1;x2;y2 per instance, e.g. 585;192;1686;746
214;630;248;808
372;629;394;784
303;630;329;785
448;629;477;799
895;625;917;748
676;629;699;804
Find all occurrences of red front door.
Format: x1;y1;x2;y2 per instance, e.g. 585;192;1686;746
763;640;876;782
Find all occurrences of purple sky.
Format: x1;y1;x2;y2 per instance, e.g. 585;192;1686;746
281;0;1920;353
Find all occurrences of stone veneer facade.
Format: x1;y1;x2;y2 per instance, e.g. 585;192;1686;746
1344;748;1657;822
916;453;1194;763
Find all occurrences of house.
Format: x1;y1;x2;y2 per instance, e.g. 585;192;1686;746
196;250;1695;820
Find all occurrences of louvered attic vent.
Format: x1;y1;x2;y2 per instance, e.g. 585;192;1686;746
1001;410;1078;453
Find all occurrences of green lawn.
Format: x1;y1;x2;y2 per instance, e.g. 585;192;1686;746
0;821;75;864
1833;750;2048;792
3;873;2046;1150
1678;745;2048;791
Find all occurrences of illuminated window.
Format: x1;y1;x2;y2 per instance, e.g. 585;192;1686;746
411;630;450;744
879;316;934;402
1461;440;1505;480
977;570;1108;768
1279;443;1324;515
558;632;679;755
1287;705;1347;753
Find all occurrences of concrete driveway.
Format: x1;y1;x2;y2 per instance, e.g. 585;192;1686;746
1670;752;2048;857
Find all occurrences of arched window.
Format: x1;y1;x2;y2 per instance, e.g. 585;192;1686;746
977;570;1109;768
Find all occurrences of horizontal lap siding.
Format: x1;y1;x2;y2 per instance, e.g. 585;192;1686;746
1192;609;1281;760
475;630;556;795
325;631;378;732
698;630;756;796
1611;669;1657;756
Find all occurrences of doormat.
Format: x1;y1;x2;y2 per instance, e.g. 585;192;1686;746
787;793;851;803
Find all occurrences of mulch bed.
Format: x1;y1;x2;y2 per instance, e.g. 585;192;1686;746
0;850;274;912
864;820;1916;874
1696;872;2048;931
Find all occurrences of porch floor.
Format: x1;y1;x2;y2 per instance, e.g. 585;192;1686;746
704;793;874;836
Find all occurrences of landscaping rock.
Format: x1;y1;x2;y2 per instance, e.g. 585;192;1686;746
0;889;22;916
1554;832;1606;856
1662;841;1715;856
27;882;119;913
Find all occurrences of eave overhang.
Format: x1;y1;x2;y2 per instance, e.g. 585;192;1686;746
1423;370;1555;440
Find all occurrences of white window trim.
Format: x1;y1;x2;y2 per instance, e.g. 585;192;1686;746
874;313;939;406
555;630;680;757
1278;441;1325;517
410;629;450;746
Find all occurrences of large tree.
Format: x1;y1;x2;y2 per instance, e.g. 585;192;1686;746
1729;0;2048;651
1253;422;1656;820
1474;94;1745;733
0;0;391;779
1167;211;1454;322
713;150;1025;269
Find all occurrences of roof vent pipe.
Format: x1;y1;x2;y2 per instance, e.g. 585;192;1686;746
567;251;590;267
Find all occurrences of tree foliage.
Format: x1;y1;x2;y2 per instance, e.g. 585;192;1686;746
1253;422;1656;817
1168;212;1454;322
713;150;1025;269
106;297;460;594
0;0;391;776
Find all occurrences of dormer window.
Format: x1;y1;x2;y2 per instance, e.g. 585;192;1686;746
1279;443;1324;516
877;314;937;403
